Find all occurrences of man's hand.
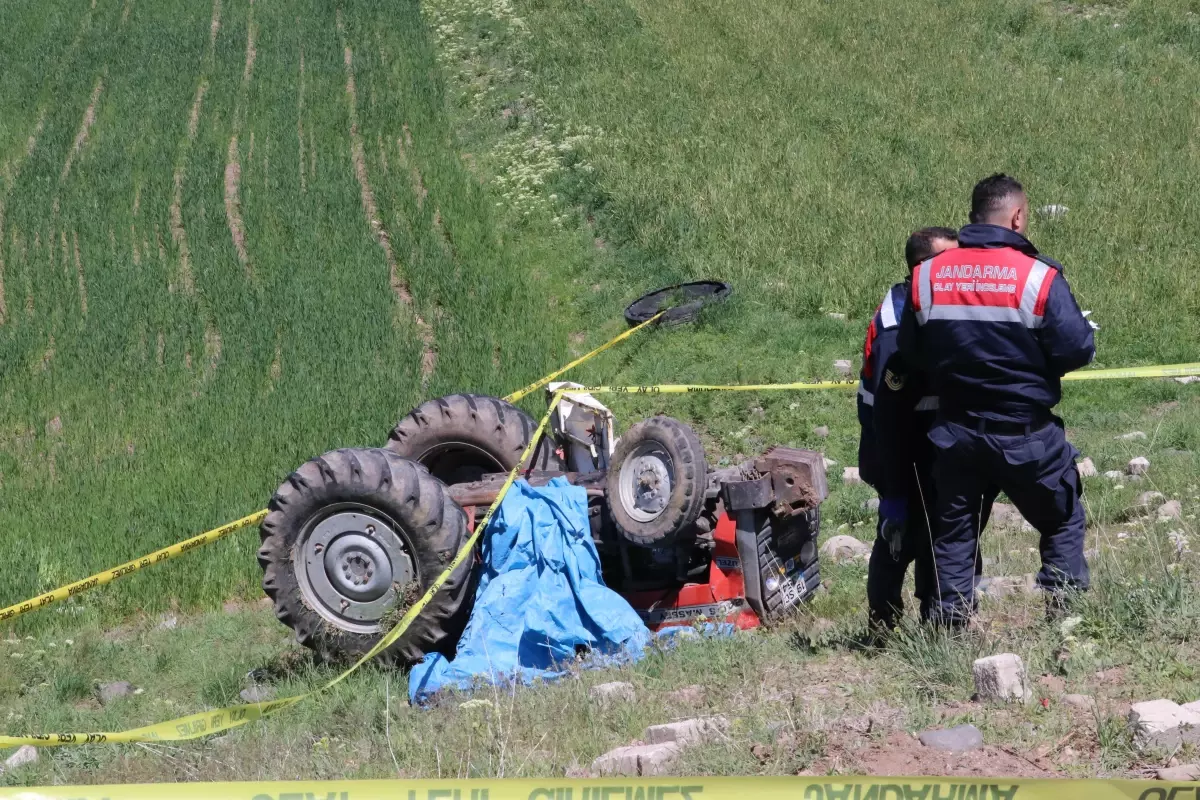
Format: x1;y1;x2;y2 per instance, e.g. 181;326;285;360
879;497;908;560
1082;310;1099;331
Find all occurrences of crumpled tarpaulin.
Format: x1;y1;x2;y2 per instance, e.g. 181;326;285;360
408;478;651;704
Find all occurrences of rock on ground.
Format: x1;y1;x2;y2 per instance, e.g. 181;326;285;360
592;743;681;777
1037;204;1069;220
1128;457;1150;476
834;360;854;377
240;685;276;704
1117;431;1147;441
1158;500;1183;520
98;681;135;704
813;425;830;438
820;534;871;562
989;503;1027;529
1076;457;1097;478
973;654;1031;703
863;497;881;512
1129;699;1200;749
1062;693;1097;710
918;724;984;752
643;716;729;746
1104;471;1124;480
4;745;38;770
842;466;862;485
589;681;635;705
977;575;1037;599
1158;764;1200;781
1135;491;1166;509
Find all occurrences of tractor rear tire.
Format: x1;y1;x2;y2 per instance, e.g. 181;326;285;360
606;416;708;548
258;448;474;667
387;394;564;486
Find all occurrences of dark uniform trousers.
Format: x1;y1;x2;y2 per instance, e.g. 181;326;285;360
928;416;1088;623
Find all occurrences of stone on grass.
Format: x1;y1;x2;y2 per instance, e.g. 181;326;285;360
643;716;729;746
1158;764;1200;781
157;614;178;630
1037;204;1069;220
4;745;38;771
1117;431;1147;441
918;724;984;752
589;681;635;705
1176;376;1200;385
1076;457;1098;478
98;681;135;704
989;503;1028;529
834;360;854;377
820;535;872;562
1158;500;1183;520
813;425;830;439
842;466;862;485
826;313;847;321
1062;693;1097;710
863;497;880;513
593;743;681;777
1128;457;1150;476
977;575;1037;599
239;685;276;704
1128;699;1200;749
1135;491;1166;509
1104;471;1124;480
973;653;1031;703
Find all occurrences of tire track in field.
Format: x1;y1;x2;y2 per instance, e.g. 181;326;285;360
297;48;307;192
0;112;46;326
60;76;105;184
224;2;257;281
169;0;221;298
73;231;88;316
337;10;437;384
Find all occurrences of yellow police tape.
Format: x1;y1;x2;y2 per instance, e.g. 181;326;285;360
0;775;1191;800
573;362;1200;396
504;313;665;404
0;393;566;750
0;511;267;624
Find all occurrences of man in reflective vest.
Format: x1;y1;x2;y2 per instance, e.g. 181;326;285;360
897;174;1096;624
860;227;994;634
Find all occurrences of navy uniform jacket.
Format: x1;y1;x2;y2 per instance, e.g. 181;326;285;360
898;224;1095;424
857;281;938;498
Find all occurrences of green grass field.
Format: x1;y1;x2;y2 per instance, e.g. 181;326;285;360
1;0;1199;785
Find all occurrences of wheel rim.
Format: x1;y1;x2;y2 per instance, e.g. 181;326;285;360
418;442;506;486
293;506;416;635
617;441;676;523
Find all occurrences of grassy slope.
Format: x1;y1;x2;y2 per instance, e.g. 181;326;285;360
0;0;591;620
2;0;1200;787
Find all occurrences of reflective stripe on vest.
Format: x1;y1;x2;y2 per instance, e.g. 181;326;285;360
912;248;1055;329
880;285;898;329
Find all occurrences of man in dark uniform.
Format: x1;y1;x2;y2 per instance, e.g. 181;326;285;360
898;174;1096;625
859;227;965;633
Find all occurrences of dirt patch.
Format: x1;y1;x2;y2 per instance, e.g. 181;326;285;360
169;170;196;296
297;49;306;192
73;230;87;314
828;731;1058;778
209;0;222;51
224;136;251;277
61;77;104;183
187;82;208;142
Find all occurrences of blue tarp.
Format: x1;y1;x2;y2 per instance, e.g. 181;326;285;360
408;478;651;704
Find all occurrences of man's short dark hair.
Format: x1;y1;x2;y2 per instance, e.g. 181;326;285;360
905;226;958;268
969;173;1025;224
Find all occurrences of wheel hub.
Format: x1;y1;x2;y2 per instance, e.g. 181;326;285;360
295;509;415;632
619;443;675;522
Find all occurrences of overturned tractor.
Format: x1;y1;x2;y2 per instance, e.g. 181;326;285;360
258;388;827;666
